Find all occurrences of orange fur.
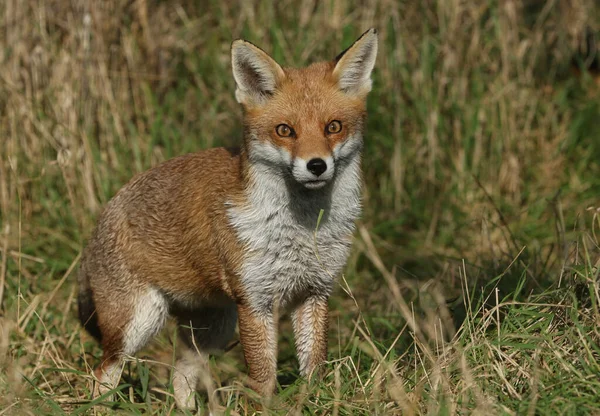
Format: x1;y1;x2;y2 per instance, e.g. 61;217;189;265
78;29;377;409
246;62;367;161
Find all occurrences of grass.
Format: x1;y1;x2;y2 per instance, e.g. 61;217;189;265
1;0;600;414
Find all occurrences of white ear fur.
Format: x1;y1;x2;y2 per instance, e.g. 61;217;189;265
332;28;378;95
231;40;285;106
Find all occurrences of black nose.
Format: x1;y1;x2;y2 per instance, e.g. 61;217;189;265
307;158;327;177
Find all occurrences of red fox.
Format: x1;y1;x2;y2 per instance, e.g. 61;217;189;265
78;28;377;409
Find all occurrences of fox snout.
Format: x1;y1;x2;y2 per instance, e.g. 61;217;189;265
307;158;327;176
292;155;334;189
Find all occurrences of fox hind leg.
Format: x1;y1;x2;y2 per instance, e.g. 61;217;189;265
93;286;169;400
172;303;237;410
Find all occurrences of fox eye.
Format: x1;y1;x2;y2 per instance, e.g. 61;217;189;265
326;120;342;134
276;124;294;138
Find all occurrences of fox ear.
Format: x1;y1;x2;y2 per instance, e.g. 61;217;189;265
333;28;378;96
231;40;285;106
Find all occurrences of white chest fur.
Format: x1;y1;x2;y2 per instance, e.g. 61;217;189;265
228;157;362;314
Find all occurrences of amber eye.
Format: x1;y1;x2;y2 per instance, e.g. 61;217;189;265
326;120;342;134
276;124;294;137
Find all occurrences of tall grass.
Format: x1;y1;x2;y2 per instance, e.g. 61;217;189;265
1;0;599;414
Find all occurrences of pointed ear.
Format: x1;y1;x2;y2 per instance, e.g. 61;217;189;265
332;28;378;96
231;40;285;106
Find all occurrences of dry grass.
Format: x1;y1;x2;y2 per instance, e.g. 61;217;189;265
1;0;600;414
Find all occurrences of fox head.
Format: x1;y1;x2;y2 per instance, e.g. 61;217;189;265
231;29;377;190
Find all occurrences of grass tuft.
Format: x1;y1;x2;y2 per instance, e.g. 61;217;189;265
1;0;599;414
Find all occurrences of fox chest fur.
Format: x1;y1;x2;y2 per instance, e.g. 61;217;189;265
229;158;362;313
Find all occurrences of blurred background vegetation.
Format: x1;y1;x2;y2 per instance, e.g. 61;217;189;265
1;0;599;414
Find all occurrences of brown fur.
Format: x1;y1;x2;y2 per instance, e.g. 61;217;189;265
246;62;367;161
78;29;377;407
291;296;329;375
79;148;249;386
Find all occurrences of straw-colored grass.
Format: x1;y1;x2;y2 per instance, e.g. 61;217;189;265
1;0;599;414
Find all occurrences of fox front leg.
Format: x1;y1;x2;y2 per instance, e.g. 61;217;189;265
237;303;278;396
292;296;329;378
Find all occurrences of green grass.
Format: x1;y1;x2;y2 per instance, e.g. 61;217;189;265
1;0;600;414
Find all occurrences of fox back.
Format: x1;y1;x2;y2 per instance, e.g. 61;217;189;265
78;29;377;410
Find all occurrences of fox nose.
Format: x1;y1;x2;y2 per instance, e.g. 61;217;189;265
307;158;327;177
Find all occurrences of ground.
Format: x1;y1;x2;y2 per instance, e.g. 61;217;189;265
1;0;600;415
